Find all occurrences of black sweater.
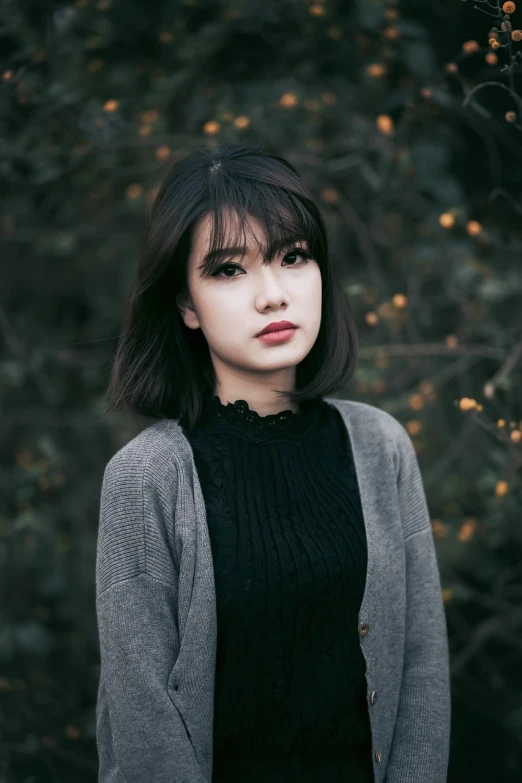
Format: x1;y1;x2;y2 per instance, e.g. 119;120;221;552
183;394;374;782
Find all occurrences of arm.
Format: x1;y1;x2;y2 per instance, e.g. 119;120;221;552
384;425;451;783
95;448;207;783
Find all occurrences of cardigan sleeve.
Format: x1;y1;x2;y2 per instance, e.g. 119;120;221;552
385;425;451;783
95;449;208;783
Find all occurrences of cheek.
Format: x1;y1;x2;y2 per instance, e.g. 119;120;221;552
196;288;244;334
209;288;244;315
303;267;323;305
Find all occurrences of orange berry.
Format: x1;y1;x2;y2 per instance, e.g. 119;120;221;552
462;40;480;53
103;99;119;112
406;419;422;436
279;92;298;107
320;188;339;204
155;145;171;159
466;220;482;236
495;480;509;497
376;114;394;134
382;27;400;40
458;518;476;542
432;520;448;539
125;184;142;200
392;293;407;308
408;393;424;411
366;63;387;77
203;121;220;135
439;212;455;228
233;116;250;129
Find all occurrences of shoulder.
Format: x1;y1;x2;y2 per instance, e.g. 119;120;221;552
97;420;188;595
101;418;191;494
325;397;414;475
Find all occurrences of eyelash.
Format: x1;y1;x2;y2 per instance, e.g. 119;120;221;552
212;248;311;280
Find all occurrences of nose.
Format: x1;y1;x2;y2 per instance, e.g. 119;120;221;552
256;283;288;310
255;266;289;298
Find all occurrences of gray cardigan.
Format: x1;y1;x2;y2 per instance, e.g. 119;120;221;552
95;398;451;783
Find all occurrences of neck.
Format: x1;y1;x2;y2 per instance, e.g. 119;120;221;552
213;389;300;418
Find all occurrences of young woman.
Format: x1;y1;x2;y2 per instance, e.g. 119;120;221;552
95;142;451;783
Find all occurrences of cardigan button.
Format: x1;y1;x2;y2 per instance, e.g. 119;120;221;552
375;749;382;763
358;622;370;635
370;690;377;704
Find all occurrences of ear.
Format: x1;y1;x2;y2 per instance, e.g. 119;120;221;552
176;291;200;330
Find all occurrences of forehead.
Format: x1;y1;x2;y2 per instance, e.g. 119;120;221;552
190;209;267;255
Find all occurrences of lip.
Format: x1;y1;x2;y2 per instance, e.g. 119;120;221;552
257;328;297;344
256;320;298;336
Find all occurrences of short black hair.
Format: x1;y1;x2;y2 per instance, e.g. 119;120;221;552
105;142;359;433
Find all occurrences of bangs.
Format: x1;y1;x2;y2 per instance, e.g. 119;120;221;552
195;176;327;279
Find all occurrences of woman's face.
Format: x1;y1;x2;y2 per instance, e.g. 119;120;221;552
177;210;322;403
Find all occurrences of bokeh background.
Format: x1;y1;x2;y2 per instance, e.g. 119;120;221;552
1;0;522;781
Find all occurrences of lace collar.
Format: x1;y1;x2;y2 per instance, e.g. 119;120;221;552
195;394;325;438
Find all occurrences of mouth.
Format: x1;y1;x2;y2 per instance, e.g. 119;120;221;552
256;327;298;344
256;321;298;337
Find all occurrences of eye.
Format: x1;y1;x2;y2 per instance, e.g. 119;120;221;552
212;247;311;280
213;263;242;279
282;247;311;265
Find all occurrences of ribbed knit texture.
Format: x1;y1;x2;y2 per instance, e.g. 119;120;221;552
182;395;374;782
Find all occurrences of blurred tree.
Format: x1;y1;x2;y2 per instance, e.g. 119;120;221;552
1;0;521;780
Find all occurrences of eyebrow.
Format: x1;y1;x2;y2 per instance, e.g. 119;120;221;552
198;235;309;270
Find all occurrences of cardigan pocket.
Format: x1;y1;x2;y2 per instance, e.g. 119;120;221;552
167;662;214;774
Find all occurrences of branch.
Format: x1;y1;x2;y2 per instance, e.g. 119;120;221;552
483;340;522;398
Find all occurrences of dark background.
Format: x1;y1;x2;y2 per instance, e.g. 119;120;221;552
1;0;522;780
